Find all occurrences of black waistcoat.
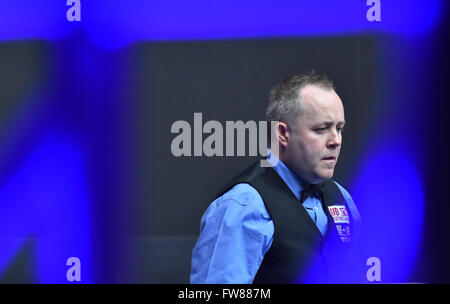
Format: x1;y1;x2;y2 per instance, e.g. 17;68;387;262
216;161;354;284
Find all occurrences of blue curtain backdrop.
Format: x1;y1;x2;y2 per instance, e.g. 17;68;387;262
0;0;448;283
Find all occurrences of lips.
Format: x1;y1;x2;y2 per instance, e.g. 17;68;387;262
322;156;337;160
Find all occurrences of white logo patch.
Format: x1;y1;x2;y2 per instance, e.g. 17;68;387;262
328;205;350;224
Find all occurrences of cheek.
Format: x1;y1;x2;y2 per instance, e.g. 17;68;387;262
301;139;324;163
290;132;324;162
305;137;324;155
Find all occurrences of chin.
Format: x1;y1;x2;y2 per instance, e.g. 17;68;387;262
317;170;334;181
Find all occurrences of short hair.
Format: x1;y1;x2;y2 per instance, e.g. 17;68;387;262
265;70;335;128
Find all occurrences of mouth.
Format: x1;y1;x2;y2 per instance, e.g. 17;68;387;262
322;156;337;161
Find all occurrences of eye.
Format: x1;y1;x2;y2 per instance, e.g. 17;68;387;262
314;127;326;133
337;126;345;133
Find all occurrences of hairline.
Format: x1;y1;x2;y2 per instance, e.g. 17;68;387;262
288;83;337;128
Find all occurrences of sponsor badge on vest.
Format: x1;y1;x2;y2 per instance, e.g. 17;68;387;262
328;205;351;242
328;205;350;223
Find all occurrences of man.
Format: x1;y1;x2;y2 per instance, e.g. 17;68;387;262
190;71;361;283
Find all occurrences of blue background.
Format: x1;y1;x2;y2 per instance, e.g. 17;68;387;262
0;0;449;283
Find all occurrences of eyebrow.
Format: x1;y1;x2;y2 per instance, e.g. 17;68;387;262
316;121;346;127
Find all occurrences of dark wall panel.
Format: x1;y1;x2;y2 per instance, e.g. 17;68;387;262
133;36;376;237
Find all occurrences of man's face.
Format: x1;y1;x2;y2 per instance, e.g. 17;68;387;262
284;85;345;184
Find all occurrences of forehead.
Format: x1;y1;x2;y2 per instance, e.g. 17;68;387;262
298;85;345;124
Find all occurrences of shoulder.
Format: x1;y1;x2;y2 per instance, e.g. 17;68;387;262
218;183;263;206
202;183;269;224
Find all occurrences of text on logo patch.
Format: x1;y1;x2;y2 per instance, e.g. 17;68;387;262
328;205;350;224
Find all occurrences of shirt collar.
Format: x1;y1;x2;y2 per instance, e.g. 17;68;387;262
267;150;305;200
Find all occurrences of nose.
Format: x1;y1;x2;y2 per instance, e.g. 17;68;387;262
326;130;342;149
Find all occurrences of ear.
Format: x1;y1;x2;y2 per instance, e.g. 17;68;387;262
277;121;290;148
